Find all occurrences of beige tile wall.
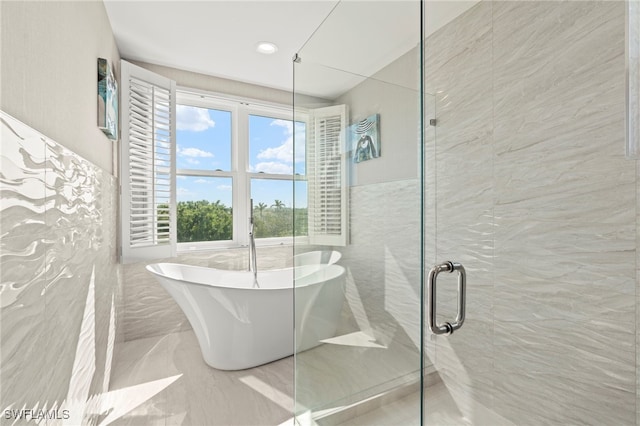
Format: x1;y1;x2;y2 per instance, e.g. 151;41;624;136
425;1;636;424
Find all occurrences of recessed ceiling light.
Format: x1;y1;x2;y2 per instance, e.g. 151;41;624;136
256;41;278;55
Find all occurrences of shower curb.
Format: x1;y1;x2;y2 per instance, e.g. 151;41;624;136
313;368;441;425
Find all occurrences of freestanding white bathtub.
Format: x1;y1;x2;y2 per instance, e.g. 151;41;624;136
146;254;345;370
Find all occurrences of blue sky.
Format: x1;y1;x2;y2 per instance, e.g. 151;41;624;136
175;106;306;208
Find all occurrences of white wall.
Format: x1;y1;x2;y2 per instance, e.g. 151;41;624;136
130;60;327;107
0;0;120;175
0;1;123;418
336;47;421;186
0;112;122;419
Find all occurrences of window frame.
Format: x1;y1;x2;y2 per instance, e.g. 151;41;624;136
175;88;308;252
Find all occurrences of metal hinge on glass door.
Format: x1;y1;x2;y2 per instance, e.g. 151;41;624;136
426;261;466;335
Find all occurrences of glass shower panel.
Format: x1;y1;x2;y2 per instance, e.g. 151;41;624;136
293;1;423;423
423;1;637;425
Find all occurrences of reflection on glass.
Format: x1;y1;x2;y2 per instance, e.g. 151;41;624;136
294;181;308;238
294;57;422;421
176;176;232;242
176;106;231;171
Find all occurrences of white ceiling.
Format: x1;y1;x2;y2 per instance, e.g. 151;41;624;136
103;0;478;99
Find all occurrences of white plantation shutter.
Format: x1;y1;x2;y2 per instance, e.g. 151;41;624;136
307;105;349;246
120;60;176;263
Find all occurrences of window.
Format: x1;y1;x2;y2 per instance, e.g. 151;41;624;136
176;176;232;243
120;65;348;261
176;90;307;250
175;105;233;243
249;114;307;240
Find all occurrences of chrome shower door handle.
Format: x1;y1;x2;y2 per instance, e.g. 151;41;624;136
427;261;466;335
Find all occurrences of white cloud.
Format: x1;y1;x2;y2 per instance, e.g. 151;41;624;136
178;146;214;158
271;119;293;133
177;105;215;131
251;161;293;175
257;143;292;163
216;184;232;191
194;179;208;184
256;119;305;164
186;158;200;165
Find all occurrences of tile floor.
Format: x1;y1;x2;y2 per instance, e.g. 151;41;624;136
337;382;515;426
108;331;293;425
107;330;511;426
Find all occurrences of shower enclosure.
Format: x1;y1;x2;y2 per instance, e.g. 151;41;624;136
293;0;424;423
294;1;638;425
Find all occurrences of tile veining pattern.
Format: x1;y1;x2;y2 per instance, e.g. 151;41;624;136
0;112;122;423
109;330;294;426
296;179;423;416
425;2;636;425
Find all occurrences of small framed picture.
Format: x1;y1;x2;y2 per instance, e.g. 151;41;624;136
98;58;118;140
350;114;380;163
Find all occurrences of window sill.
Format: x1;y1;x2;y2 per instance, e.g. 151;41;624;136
177;236;308;253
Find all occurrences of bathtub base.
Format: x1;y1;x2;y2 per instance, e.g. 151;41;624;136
146;262;345;370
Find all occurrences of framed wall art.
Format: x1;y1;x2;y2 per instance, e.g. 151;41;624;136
350;114;380;164
98;58;118;140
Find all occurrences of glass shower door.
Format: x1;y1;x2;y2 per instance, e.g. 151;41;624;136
292;1;424;424
423;1;637;425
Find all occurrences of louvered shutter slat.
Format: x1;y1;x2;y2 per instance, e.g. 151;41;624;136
307;105;349;246
120;60;176;263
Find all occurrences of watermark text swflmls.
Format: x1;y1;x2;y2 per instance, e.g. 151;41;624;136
4;409;70;421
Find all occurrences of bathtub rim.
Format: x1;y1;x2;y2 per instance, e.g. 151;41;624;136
146;262;345;292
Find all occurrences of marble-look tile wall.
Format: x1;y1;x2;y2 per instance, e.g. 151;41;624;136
295;179;423;414
637;157;640;426
425;1;636;424
0;112;122;423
